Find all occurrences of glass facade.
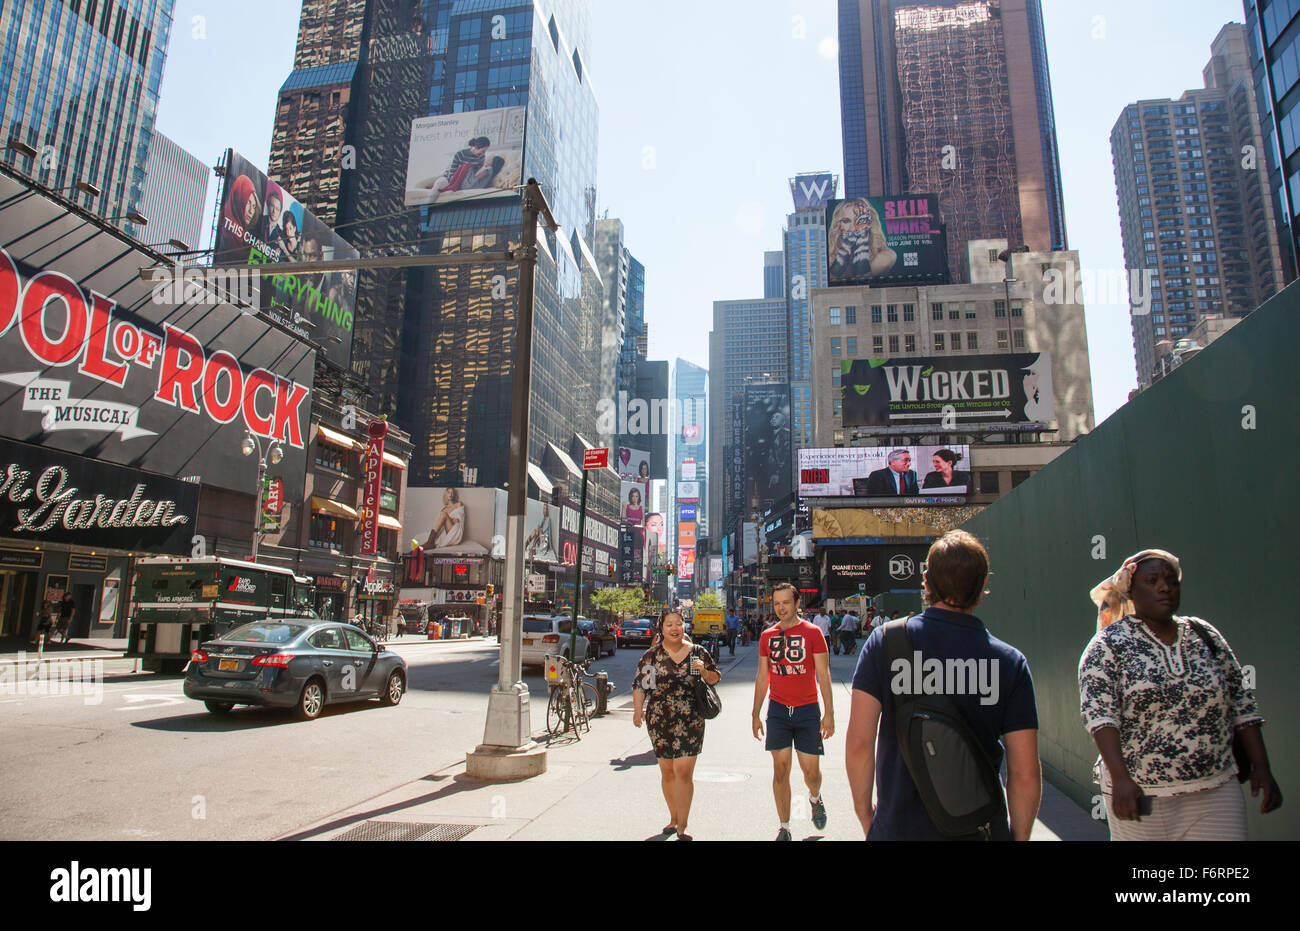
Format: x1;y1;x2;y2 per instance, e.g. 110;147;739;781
1247;0;1300;279
0;0;175;231
782;194;830;481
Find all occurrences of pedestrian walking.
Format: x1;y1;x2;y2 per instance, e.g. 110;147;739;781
811;607;833;649
633;609;721;841
845;530;1041;840
1079;550;1282;841
753;582;834;840
838;609;860;655
57;592;75;644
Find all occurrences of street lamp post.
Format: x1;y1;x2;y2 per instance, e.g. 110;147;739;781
242;432;284;562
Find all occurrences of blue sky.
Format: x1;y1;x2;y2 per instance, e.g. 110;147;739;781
155;0;1250;425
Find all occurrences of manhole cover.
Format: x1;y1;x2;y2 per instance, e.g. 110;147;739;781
330;821;478;842
693;769;751;783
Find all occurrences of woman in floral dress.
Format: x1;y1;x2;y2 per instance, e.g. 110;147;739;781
633;609;720;840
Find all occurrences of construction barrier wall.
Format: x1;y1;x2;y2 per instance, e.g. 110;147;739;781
962;285;1298;839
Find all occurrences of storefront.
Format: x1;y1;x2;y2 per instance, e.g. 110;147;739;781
313;574;347;621
354;576;396;624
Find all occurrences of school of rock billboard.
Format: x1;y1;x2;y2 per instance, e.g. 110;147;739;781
826;195;949;286
214;150;358;370
0;172;317;502
840;352;1054;429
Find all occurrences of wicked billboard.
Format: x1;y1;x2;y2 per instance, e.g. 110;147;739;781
0;172;317;502
0;437;199;554
826;195;949;286
840;352;1054;429
214;150;358;370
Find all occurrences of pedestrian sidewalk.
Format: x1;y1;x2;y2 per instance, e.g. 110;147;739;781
279;644;1106;842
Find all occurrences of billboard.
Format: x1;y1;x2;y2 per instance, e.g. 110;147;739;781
524;498;560;564
619;446;651;481
841;353;1055;429
826;195;948;286
620;480;648;526
824;544;931;597
407;488;506;556
0;177;317;502
404;106;526;206
681;458;697;482
799;446;972;499
678;522;697;548
677;481;700;501
559;498;619;578
679;395;705;447
645;512;667;558
743;383;792;510
679;546;696;581
678;503;698;523
791;172;838;210
215;150;358;370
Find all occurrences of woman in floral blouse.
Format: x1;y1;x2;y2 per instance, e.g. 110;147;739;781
633;609;720;840
1079;549;1282;840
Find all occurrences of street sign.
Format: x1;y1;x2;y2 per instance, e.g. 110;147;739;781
857;582;866;593
583;447;610;470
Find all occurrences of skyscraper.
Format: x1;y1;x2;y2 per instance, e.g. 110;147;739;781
763;250;785;299
1112;24;1286;387
0;0;175;234
269;0;607;496
837;0;1067;281
1244;0;1300;282
137;130;208;251
672;359;708;579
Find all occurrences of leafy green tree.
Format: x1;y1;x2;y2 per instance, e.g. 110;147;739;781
696;591;722;608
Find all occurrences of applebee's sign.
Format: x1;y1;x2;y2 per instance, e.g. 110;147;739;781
359;418;388;556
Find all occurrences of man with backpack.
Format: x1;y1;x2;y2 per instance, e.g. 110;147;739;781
844;530;1041;840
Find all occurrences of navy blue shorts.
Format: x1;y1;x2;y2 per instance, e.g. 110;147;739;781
765;700;823;755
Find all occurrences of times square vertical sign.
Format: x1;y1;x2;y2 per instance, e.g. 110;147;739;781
359;419;387;555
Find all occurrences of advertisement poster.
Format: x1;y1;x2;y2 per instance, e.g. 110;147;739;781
524;498;560;563
743;383;792;510
618;446;652;482
824;544;931;597
681;459;697;482
799;445;972;498
840;353;1055;428
406;488;506;557
404;106;526;206
214;150;358;370
620;480;648;526
0;177;317;502
826;195;949;286
677;481;700;501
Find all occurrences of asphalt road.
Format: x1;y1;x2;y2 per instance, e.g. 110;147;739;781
0;637;653;841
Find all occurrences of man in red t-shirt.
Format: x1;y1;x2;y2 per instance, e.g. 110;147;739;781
753;582;833;840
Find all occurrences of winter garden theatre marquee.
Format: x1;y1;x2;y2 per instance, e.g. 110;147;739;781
0;168;317;642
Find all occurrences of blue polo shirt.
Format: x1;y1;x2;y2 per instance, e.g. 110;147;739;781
851;607;1038;841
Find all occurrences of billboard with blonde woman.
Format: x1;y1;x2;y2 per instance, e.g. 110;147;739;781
826;195;948;286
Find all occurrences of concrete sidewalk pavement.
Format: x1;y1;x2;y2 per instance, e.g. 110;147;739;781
279;643;1107;842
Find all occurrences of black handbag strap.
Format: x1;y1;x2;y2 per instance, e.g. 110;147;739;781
1187;619;1218;657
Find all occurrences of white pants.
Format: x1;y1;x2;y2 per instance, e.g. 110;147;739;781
1106;779;1247;841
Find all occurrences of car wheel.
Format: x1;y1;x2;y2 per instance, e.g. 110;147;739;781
204;700;234;714
296;678;325;721
381;670;404;706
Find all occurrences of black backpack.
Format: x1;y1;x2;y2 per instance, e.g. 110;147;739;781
882;619;1008;839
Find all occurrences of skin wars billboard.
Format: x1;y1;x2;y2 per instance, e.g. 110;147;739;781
0;171;316;500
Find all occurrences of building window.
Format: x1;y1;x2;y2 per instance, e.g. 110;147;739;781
310;513;346;550
872;336;883;354
903;304;915;322
967;332;978;350
1011;470;1032;489
932;303;944;321
1013;330;1026;349
316;444;350;473
887;304;899;323
949;308;961;320
1011;302;1023;318
995;300;1007;318
965;306;977;319
997;330;1009;350
934;332;945;352
847;337;857;355
979;471;1000;495
888;335;899;353
989;249;1001;263
871;305;882;324
829;307;841;326
845;306;857;324
833;399;842;417
905;334;916;353
831;337;841;355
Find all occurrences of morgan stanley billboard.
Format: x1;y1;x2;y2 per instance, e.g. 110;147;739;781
840;353;1055;429
404;106;526;207
826;195;949;287
0;171;317;502
214;150;359;371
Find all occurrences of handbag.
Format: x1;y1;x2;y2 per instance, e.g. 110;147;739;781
689;646;721;720
1186;620;1252;783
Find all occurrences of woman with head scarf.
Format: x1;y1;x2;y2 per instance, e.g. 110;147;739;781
1078;550;1282;840
220;174;262;246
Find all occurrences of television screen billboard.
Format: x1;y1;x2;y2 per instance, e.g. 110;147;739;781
214;150;358;370
678;522;696;548
678;481;700;501
841;352;1054;428
681;459;697;482
404;106;525;206
799;446;972;500
743;384;792;510
679;503;698;523
826;195;948;286
679;546;695;580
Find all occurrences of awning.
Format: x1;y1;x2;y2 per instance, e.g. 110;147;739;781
316;425;359;451
546;441;581;479
527;462;553;496
311;496;359;519
382;450;406;470
378;514;402;531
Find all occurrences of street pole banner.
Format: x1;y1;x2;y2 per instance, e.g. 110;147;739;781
359;419;388;555
840;352;1055;428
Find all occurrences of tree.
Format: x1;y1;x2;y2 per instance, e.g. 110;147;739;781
696;591;722;608
590;587;645;618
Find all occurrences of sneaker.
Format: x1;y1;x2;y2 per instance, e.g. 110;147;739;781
811;798;828;830
775;827;792;841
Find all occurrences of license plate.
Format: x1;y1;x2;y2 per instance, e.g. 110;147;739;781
219;659;239;671
523;638;534;645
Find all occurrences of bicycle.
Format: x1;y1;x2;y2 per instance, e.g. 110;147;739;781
546;654;600;738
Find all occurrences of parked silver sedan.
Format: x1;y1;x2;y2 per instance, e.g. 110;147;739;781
184;620;407;720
